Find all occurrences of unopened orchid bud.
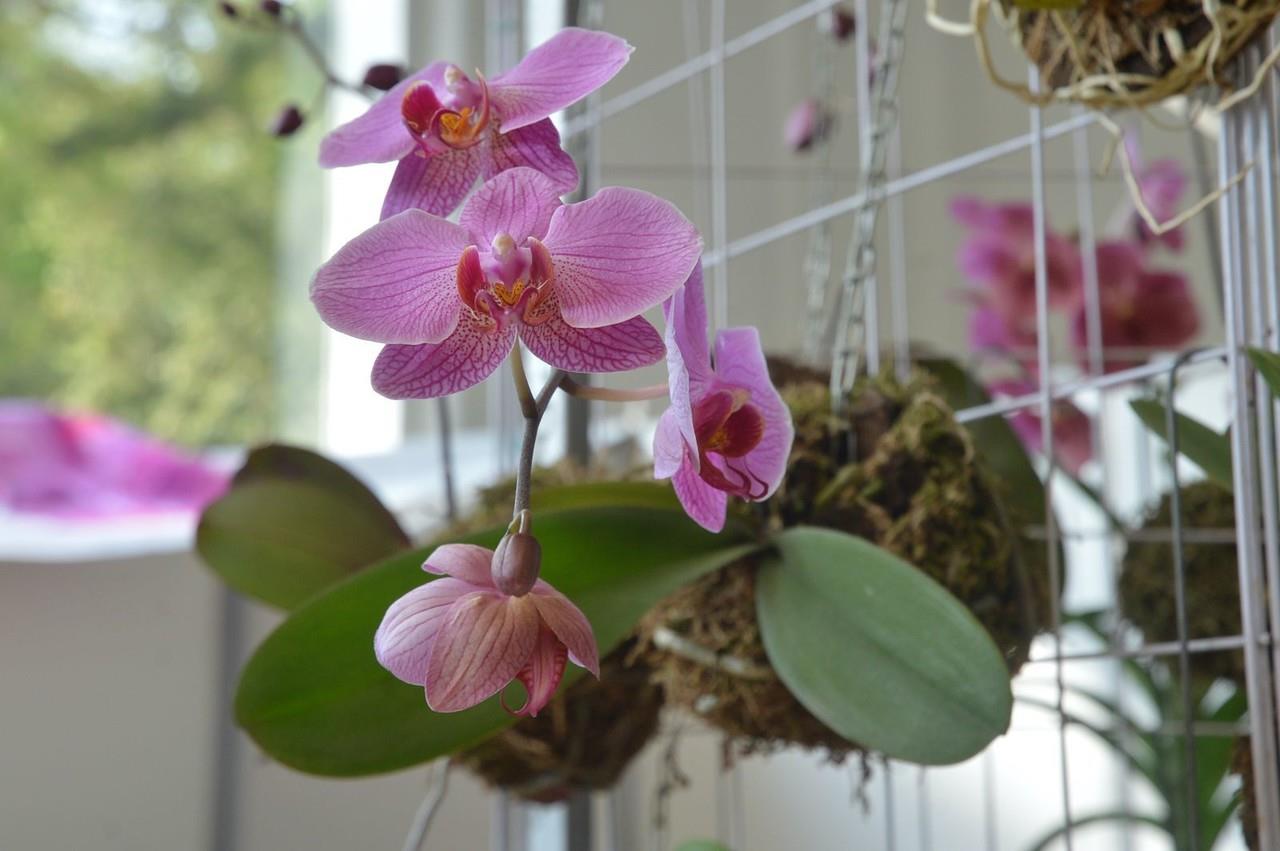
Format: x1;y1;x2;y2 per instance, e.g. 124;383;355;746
492;512;541;597
784;98;833;153
270;104;305;137
218;2;239;18
260;0;284;17
823;6;856;41
362;63;406;92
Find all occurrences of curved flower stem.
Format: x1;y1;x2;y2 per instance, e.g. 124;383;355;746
510;346;566;516
558;376;669;403
401;760;450;851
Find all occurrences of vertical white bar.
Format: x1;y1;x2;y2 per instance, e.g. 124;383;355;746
708;0;729;332
886;126;910;380
854;0;879;373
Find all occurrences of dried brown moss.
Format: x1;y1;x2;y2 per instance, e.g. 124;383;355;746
639;366;1042;756
1119;481;1242;685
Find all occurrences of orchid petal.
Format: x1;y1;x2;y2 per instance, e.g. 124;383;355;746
489;28;631;132
459;167;563;247
483;119;579;196
671;457;727;533
652;408;690;480
712;327;794;500
661;265;711;465
319;63;446;167
372;312;517;399
374;577;472;686
425;593;539;713
381;146;483;220
422;543;496;585
311;211;468;345
519;290;664;373
542;188;701;328
529;582;600;675
511;626;568;717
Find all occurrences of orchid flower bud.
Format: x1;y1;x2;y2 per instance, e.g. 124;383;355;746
491;510;541;597
362;63;405;92
270;104;305;138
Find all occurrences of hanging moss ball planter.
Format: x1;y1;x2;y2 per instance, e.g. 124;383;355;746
1119;480;1242;685
980;0;1280;109
638;365;1044;757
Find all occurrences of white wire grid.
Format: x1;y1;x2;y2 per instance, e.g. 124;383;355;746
471;2;1280;849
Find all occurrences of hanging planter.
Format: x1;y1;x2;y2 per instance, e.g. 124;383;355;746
637;364;1047;756
1119;479;1241;685
968;0;1280;109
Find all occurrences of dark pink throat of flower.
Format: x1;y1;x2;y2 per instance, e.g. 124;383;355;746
401;66;491;153
693;388;770;499
456;235;556;329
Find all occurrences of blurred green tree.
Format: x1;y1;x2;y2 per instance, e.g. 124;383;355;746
0;0;286;445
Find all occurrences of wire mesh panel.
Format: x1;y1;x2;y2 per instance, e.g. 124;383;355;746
470;2;1280;849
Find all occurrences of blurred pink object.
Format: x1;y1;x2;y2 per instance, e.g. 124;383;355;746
1069;241;1200;373
784;98;833;152
968;305;1037;372
0;402;229;519
1126;136;1188;252
951;196;1083;319
988;381;1094;476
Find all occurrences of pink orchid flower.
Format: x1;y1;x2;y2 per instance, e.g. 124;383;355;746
1126;136;1188;252
988;381;1094;476
0;402;228;519
311;167;702;399
1069;241;1200;373
969;304;1037;371
374;543;599;717
951;196;1083;319
652;264;794;533
318;28;631;219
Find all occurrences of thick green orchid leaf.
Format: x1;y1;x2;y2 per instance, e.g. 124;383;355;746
196;444;410;609
1129;398;1234;491
533;480;680;512
756;527;1013;765
1247;348;1280;399
235;506;758;776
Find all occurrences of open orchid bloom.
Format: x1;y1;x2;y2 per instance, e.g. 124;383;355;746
652;264;794;533
0;402;228;519
374;543;599;717
988;381;1094;476
318;28;631;218
1069;241;1200;373
311;167;701;399
1126;136;1188;252
951;196;1083;319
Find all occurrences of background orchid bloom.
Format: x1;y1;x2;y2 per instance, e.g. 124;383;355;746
318;27;631;219
311;167;701;399
988;380;1094;476
951;196;1082;319
1069;241;1200;373
0;401;228;519
653;264;794;533
373;543;599;717
1126;136;1188;252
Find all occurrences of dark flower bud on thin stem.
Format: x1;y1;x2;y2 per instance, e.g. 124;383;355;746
219;2;239;18
362;63;406;92
823;6;856;41
492;511;541;597
260;0;284;17
270;104;305;137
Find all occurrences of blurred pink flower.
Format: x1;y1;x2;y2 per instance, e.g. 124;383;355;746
988;381;1094;476
0;402;228;519
1069;241;1200;373
784;98;834;152
968;304;1037;371
1126;137;1188;252
374;543;599;717
952;196;1083;319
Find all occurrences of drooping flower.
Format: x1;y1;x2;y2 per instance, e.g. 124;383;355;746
988;381;1094;476
311;167;702;399
653;264;794;533
784;98;834;152
1069;241;1200;373
318;28;631;218
0;402;229;519
951;196;1083;319
1126;136;1188;253
374;542;599;717
968;304;1037;371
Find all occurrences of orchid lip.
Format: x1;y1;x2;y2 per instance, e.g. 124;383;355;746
400;71;492;154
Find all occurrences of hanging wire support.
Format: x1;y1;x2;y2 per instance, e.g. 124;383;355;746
829;0;909;410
